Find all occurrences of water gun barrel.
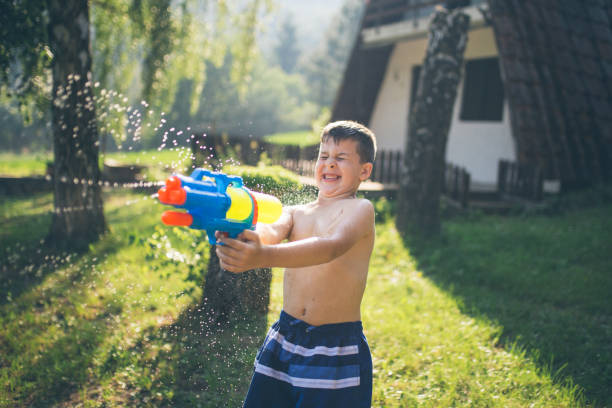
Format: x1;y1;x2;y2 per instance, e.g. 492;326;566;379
225;187;282;224
157;169;282;244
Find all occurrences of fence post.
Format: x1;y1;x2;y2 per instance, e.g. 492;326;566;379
394;151;401;184
461;169;470;208
497;160;506;195
378;150;388;183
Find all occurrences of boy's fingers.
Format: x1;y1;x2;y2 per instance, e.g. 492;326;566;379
240;229;259;242
217;237;241;250
216;245;242;261
217;252;240;270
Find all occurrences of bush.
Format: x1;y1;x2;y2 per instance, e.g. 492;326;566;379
226;163;316;205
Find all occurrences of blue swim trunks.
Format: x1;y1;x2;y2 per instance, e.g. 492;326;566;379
243;311;372;407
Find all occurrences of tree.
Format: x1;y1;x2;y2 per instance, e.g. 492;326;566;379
487;0;612;190
202;246;271;323
299;0;365;108
396;7;470;236
47;0;106;247
1;0;268;247
274;17;300;73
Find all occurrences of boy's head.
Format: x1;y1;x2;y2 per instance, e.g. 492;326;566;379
320;121;377;164
316;121;377;198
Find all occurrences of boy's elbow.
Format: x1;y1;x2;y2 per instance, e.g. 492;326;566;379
322;237;351;262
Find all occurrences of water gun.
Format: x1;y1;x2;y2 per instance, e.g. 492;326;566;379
157;168;282;245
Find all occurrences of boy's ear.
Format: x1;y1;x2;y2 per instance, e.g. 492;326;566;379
360;162;373;181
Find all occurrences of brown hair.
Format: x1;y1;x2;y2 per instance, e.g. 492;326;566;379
320;120;377;163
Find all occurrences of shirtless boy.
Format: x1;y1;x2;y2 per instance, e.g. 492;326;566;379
216;120;377;407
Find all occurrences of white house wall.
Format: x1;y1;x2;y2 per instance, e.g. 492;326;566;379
368;26;516;187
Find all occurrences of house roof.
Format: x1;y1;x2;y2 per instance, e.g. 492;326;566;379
332;0;612;187
331;0;486;124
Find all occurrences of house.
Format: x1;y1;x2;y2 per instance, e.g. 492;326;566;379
332;0;510;192
332;0;612;194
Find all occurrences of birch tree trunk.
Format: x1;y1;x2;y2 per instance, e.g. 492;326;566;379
201;246;272;324
47;0;105;248
396;7;470;236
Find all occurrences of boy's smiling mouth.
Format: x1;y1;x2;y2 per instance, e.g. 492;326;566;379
322;174;340;181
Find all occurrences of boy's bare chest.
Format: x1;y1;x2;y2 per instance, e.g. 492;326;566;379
291;203;349;240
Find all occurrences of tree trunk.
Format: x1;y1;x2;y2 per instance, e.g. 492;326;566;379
487;0;612;190
201;245;272;324
396;7;470;236
47;0;105;248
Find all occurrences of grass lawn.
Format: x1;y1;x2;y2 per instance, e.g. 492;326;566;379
0;188;610;406
0;152;52;177
0;131;319;179
263;130;319;147
0;150;194;181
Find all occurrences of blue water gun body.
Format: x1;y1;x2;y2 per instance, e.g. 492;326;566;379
157;168;282;245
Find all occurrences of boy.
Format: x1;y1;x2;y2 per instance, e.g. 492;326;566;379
216;120;376;407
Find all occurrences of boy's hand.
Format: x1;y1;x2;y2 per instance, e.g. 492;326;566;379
215;229;267;273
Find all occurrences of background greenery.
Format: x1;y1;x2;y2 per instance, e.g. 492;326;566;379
0;0;363;154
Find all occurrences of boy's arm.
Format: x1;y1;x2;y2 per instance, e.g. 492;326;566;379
256;206;294;245
216;200;374;273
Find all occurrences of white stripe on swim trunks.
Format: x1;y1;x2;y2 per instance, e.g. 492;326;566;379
266;329;359;357
255;363;361;389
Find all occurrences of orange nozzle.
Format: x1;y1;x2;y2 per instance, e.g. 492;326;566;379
166;176;181;189
157;176;187;205
161;210;193;227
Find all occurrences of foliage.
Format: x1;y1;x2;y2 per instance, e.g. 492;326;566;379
297;0;365;107
0;0;269;152
0;0;366;153
193;54;318;138
0;100;50;153
225;162;314;205
0;0;50;109
273;16;301;74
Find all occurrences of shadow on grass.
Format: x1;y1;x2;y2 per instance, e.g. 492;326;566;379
1;190;271;406
1;200;141;406
106;307;269;407
402;205;612;406
1;248;124;407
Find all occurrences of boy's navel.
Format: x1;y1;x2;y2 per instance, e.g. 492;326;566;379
301;308;307;317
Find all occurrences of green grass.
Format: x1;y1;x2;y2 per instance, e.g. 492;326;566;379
0;191;262;407
0;189;610;406
0;152;52;177
0;150;192;180
263;130;319;147
101;149;194;180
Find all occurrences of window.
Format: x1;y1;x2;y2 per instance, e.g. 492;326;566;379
460;57;504;121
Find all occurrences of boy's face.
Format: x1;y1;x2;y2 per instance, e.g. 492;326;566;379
315;138;373;199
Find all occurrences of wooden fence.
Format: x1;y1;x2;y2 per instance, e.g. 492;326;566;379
371;150;402;184
190;133;319;174
497;159;543;201
442;163;471;208
190;133;472;203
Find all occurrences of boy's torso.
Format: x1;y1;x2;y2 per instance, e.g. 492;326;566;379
282;198;374;326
